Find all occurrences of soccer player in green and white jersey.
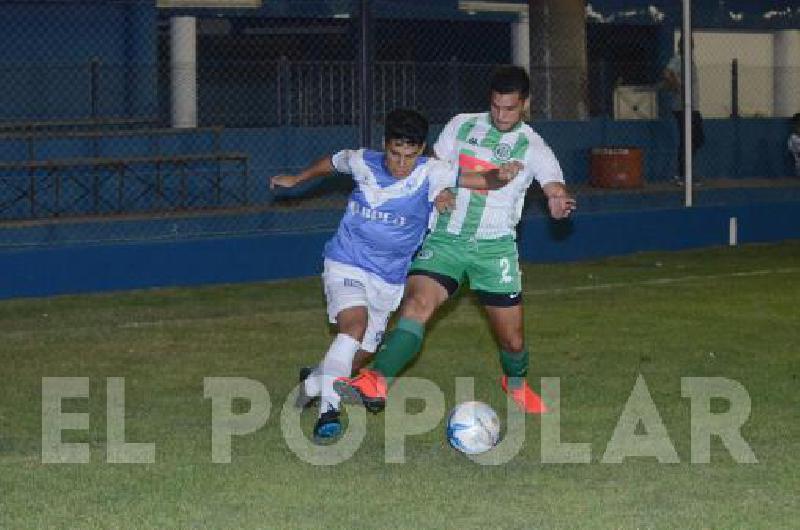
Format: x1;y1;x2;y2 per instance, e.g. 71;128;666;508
335;66;576;414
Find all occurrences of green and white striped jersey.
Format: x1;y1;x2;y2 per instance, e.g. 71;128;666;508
431;112;564;240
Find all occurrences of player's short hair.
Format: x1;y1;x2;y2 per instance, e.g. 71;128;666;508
385;108;428;147
792;112;800;125
490;65;530;99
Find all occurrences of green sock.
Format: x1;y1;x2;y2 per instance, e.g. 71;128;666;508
373;317;424;380
500;349;529;389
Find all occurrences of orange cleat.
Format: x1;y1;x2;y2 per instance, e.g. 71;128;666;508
334;369;387;413
501;376;548;414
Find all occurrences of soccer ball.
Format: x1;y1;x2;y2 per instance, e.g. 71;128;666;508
446;401;501;455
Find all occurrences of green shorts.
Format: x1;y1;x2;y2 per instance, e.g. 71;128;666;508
409;233;521;294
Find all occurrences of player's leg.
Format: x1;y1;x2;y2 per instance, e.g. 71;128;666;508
674;110;685;182
300;265;398;410
334;274;452;412
690;111;705;185
470;239;547;414
348;274;400;373
351;349;373;373
316;275;443;394
298;347;374;409
323;306;367;411
480;299;547;414
373;273;452;378
483;303;524;363
298;348;370;408
334;235;463;411
311;305;366;444
344;297;396;406
374;233;464;381
298;260;358;406
311;261;371;443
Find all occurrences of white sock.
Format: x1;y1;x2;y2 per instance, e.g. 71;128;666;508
319;333;360;416
303;367;322;397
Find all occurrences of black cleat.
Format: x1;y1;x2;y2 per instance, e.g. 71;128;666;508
313;407;342;445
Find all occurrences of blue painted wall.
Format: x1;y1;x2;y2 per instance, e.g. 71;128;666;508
3;200;799;300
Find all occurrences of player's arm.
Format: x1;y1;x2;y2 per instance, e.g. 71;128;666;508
270;155;335;190
525;139;575;219
459;161;523;190
542;181;576;219
431;159;520;213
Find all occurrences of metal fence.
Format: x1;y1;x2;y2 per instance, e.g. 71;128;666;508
1;0;799;248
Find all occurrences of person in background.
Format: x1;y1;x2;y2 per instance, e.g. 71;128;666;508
788;113;800;177
662;36;705;186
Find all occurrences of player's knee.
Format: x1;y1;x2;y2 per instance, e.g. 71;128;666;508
401;293;437;322
337;316;367;342
340;325;366;342
499;335;525;354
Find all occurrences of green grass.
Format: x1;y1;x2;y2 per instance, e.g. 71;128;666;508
1;242;799;529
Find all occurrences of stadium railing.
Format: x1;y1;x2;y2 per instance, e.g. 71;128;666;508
0;126;250;221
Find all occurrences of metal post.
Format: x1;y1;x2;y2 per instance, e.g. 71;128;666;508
512;10;530;72
682;0;693;206
359;0;373;148
774;30;800;117
170;16;198;128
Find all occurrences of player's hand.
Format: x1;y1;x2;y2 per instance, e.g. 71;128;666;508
270;175;299;190
435;188;456;213
547;195;577;219
497;161;523;182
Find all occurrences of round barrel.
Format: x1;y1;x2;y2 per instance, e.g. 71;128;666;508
589;147;643;188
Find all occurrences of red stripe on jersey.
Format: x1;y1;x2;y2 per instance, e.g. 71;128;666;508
458;152;497;171
458;153;494;195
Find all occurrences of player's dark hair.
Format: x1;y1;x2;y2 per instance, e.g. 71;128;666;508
792;112;800;125
490;65;530;99
384;108;428;146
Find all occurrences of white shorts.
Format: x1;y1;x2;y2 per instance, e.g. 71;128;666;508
322;259;404;352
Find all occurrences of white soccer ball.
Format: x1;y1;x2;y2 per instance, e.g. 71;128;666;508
446;401;501;455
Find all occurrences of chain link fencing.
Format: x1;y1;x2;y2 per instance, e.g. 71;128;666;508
1;0;799;249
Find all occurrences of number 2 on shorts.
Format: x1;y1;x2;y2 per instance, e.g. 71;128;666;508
499;257;512;284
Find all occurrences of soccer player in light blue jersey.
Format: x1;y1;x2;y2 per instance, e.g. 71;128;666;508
271;109;521;443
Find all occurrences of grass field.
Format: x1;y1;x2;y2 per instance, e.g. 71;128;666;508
1;241;799;529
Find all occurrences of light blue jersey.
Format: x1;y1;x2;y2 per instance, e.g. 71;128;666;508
324;149;458;285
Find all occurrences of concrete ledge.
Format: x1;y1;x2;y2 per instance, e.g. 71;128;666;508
2;201;799;300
